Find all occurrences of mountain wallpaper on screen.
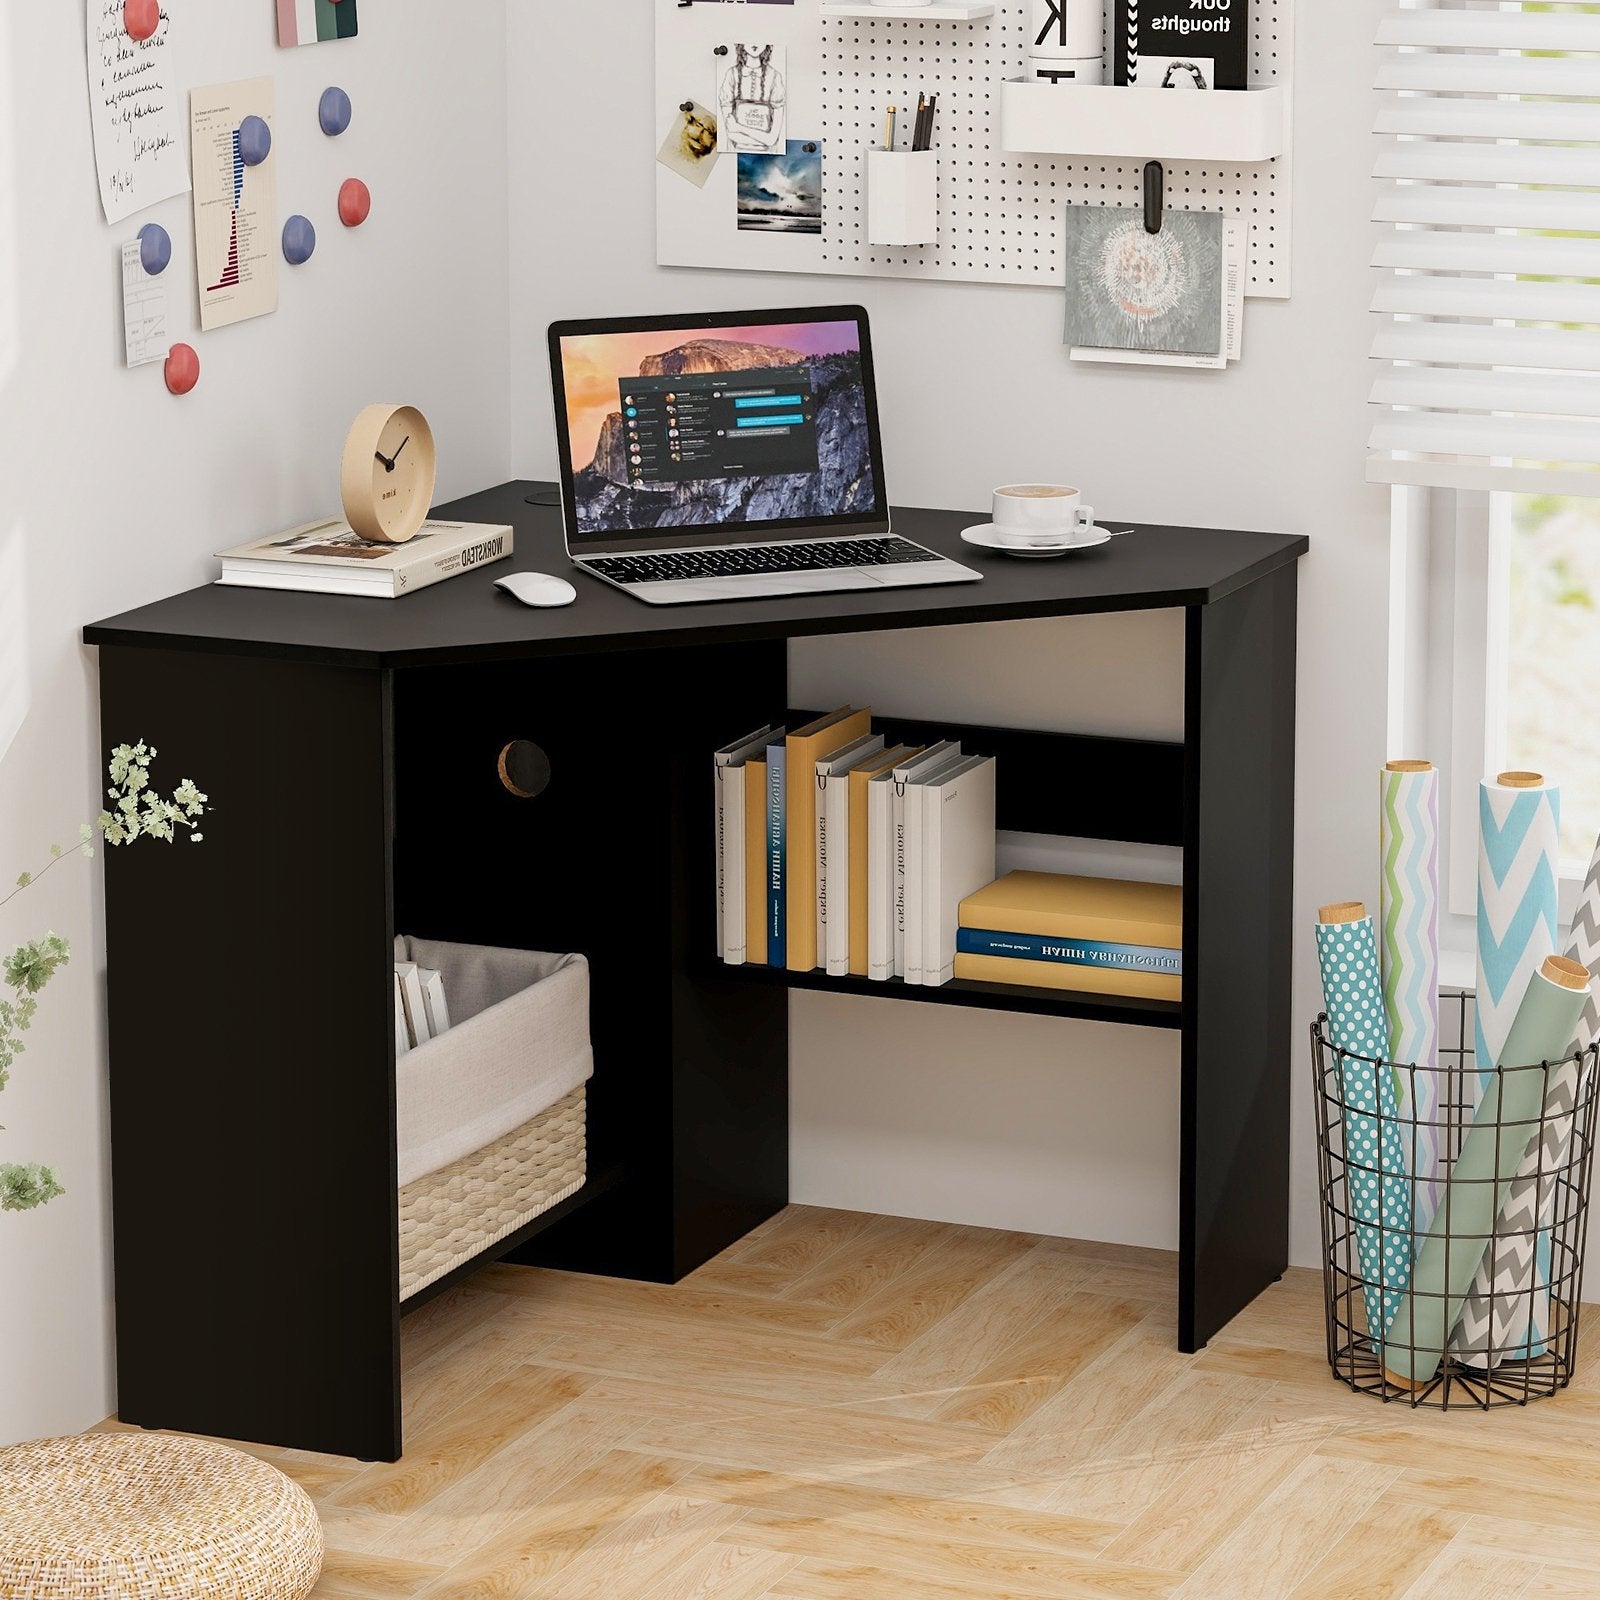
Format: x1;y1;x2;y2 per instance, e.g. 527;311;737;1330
574;338;876;533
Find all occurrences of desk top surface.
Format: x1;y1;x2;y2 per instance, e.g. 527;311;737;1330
84;482;1307;669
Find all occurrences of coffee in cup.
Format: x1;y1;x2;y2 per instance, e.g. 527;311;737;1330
991;484;1096;545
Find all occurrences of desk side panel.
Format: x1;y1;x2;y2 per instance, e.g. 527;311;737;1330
99;646;399;1460
1180;564;1298;1351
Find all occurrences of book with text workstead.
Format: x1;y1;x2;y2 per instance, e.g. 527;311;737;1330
743;757;769;967
919;755;998;988
849;746;918;978
716;726;781;964
890;743;963;981
817;734;887;977
217;518;513;598
786;709;873;971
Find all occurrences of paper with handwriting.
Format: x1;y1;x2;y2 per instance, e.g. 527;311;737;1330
86;0;190;224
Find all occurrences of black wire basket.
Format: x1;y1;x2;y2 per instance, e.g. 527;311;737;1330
1312;989;1600;1408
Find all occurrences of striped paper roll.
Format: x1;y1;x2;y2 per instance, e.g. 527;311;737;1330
1476;773;1560;1089
1455;833;1600;1366
1381;761;1443;1236
1386;956;1591;1390
1317;903;1412;1341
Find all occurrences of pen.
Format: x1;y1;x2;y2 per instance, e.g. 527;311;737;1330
886;105;896;150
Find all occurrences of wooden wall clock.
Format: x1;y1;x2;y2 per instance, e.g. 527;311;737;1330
340;404;437;544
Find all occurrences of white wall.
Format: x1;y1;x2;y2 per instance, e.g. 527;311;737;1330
509;0;1390;1268
0;2;510;1443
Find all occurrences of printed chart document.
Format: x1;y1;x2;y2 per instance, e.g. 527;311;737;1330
120;240;167;367
191;78;279;332
86;0;189;224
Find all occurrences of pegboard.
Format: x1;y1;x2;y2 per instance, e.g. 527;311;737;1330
655;0;1292;299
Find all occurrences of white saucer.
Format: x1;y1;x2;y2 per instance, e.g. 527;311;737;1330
960;524;1114;558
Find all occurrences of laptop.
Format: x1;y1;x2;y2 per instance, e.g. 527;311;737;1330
548;305;982;605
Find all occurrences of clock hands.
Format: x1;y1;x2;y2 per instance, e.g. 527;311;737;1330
373;438;410;474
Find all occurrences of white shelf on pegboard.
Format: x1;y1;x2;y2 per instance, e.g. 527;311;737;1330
1001;83;1287;163
819;2;995;19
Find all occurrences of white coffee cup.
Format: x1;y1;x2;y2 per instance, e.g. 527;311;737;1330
991;484;1096;545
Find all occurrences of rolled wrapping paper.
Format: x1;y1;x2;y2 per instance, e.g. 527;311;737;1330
1316;903;1412;1340
1381;761;1444;1236
1476;773;1560;1093
1456;832;1600;1367
1385;954;1591;1390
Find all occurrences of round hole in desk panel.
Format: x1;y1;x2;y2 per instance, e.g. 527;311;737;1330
498;741;553;801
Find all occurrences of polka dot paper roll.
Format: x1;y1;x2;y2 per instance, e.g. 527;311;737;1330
1317;910;1413;1341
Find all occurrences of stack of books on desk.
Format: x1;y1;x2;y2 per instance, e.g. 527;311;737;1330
713;711;997;986
957;872;1183;1001
217;518;513;598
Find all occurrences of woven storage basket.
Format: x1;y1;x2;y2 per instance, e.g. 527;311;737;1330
400;1085;587;1299
395;939;592;1302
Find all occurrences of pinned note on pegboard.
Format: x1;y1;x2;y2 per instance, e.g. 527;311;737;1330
655;0;1292;300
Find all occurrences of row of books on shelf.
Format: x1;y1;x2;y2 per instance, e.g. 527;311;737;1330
712;709;1184;1000
394;959;452;1055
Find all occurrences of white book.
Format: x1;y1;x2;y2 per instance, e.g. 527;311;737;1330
418;967;452;1037
394;972;411;1057
216;519;513;599
919;756;997;988
395;961;431;1048
891;743;962;980
715;726;780;963
867;771;897;981
816;734;886;975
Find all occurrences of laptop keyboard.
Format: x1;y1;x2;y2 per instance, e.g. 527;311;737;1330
585;537;943;585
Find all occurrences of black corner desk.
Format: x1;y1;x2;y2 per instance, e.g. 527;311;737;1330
83;482;1306;1462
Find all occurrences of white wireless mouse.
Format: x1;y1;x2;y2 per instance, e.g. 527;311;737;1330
495;571;578;609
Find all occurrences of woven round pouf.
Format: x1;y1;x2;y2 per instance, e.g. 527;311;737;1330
0;1434;323;1600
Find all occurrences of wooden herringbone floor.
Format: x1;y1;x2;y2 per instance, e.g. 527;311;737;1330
218;1207;1600;1598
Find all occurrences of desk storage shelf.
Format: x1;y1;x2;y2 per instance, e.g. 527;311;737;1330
85;482;1304;1463
1000;83;1288;163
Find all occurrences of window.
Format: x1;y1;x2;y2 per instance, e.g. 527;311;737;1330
1504;492;1600;865
1376;1;1600;928
1369;1;1600;496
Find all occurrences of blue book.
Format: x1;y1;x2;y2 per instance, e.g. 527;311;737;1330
766;742;786;968
955;928;1182;976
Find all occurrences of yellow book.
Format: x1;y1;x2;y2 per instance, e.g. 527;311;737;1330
958;872;1182;947
957;871;1182;1001
954;952;1181;1003
786;707;872;971
744;758;767;967
847;746;918;977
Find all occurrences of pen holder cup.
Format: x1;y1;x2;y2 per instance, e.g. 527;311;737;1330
867;149;937;247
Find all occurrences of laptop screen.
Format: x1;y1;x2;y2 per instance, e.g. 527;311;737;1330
549;307;887;547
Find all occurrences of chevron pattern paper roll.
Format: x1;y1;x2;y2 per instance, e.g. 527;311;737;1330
1385;956;1590;1390
1382;761;1443;1235
1476;774;1560;1090
1455;833;1600;1366
1317;904;1412;1340
1565;834;1600;1049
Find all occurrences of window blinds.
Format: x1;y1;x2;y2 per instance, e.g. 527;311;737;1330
1370;2;1600;496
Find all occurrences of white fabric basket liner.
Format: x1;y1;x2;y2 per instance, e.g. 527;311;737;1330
394;938;594;1189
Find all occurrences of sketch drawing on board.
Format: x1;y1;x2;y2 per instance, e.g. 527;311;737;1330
738;141;821;234
1061;207;1223;356
658;101;721;188
718;43;788;153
